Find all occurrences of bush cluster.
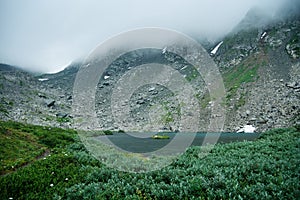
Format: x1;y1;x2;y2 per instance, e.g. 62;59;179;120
0;121;299;199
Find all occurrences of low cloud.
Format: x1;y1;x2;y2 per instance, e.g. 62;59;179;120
0;0;293;72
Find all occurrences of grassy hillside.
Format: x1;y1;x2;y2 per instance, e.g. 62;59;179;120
0;121;299;199
223;51;267;108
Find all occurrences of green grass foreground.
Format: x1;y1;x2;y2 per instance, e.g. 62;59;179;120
0;121;299;199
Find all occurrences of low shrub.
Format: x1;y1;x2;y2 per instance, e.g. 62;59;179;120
0;121;299;199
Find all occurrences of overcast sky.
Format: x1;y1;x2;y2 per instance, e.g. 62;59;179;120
0;0;288;73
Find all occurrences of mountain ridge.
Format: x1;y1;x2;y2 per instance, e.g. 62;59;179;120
0;10;299;132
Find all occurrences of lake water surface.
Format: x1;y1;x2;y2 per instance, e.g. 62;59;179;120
96;132;260;153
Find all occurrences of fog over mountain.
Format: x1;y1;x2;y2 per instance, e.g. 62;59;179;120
0;0;297;73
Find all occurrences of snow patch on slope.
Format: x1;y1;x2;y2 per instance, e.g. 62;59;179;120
237;125;256;133
260;31;267;39
210;41;223;55
38;78;48;81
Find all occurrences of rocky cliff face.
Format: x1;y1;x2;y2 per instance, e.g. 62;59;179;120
210;9;300;132
0;10;299;132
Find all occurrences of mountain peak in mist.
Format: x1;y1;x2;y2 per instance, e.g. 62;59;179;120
232;7;272;33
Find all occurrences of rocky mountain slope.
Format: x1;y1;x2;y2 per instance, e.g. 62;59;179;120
0;63;73;128
0;9;299;132
211;7;300;132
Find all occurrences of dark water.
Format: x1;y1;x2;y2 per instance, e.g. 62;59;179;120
96;132;260;153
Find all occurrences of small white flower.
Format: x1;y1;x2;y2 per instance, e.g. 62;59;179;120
51;172;54;175
50;183;54;187
64;153;68;156
65;178;68;181
43;157;46;160
9;197;13;200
